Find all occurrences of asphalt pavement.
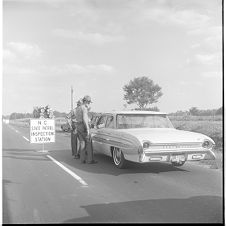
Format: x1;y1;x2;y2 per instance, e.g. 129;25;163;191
2;123;223;223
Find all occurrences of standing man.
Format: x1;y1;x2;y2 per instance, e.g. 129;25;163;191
66;100;81;159
76;95;97;164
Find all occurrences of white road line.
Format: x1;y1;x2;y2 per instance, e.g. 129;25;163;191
9;126;29;142
23;136;29;142
47;155;88;187
8;125;19;133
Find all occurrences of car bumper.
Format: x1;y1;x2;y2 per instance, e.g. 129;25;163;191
139;149;216;163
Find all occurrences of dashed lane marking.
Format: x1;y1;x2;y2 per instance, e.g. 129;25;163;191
7;125;29;142
7;125;20;134
47;155;88;187
23;136;30;142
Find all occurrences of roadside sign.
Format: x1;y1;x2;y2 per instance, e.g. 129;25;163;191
30;119;55;144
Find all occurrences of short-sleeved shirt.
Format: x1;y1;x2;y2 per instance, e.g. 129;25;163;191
75;105;88;123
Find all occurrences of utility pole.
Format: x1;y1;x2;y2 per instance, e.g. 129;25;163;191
71;86;74;112
70;86;74;131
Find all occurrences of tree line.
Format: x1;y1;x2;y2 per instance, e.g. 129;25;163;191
4;110;67;120
4;106;221;120
170;107;222;116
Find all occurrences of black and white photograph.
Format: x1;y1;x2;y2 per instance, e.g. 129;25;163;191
2;0;223;224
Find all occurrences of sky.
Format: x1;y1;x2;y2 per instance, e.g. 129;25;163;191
2;0;223;115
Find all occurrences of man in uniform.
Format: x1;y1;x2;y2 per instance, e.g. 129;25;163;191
76;95;97;164
66;99;81;159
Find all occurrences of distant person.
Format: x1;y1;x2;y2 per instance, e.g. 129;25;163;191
66;99;82;159
76;95;97;164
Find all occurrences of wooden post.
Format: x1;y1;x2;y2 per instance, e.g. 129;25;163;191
71;86;74;111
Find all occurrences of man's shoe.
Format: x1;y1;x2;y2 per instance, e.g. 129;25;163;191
74;155;80;159
87;160;98;164
80;160;86;164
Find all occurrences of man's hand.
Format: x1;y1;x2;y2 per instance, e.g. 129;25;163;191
69;124;73;131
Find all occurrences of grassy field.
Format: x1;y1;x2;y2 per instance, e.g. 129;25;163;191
169;115;222;121
169;116;223;152
169;116;223;169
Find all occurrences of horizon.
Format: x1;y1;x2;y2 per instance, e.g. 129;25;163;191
3;105;222;117
3;0;223;115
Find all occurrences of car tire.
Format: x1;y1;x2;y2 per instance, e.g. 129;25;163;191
112;147;127;169
171;161;185;167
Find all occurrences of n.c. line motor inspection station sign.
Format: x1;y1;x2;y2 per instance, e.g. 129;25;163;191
30;119;55;143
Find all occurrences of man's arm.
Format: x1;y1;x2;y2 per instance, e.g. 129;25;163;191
82;107;90;135
66;111;73;129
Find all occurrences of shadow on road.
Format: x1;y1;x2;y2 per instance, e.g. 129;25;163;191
63;195;223;223
50;149;188;176
2;147;188;175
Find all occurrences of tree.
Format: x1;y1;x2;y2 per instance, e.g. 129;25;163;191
189;107;199;116
33;107;40;118
216;107;222;115
123;76;163;108
32;105;54;118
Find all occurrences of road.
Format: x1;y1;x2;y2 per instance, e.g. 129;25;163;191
2;123;223;223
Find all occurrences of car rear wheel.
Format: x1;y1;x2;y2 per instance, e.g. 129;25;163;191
112;147;127;169
171;161;185;167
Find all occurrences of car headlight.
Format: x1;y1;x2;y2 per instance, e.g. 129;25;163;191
142;140;152;149
202;139;214;149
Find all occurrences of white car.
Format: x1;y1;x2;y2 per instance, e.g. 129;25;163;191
90;111;216;168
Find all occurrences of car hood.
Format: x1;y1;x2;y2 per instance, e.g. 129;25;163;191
119;128;214;144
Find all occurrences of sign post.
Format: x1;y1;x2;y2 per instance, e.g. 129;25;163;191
30;119;55;153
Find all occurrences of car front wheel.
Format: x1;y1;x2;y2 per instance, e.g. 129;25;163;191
112;147;127;169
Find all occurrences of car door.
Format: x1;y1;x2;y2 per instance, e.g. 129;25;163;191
91;115;108;154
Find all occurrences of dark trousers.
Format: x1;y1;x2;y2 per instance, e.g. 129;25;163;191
77;123;94;162
71;130;79;156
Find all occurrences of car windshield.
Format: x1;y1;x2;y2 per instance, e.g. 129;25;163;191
116;114;174;129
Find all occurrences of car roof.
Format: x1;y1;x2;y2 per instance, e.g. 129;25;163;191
102;110;168;115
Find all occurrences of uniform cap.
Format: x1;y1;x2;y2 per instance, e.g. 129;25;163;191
83;95;92;103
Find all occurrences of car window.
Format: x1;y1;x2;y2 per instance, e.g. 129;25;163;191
96;115;107;128
116;114;174;129
95;116;101;124
105;116;114;128
91;116;98;124
90;114;101;128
